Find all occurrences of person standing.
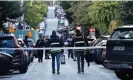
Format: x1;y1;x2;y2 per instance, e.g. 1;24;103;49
36;34;45;62
23;36;29;47
49;30;63;74
44;36;50;59
66;35;73;59
71;29;88;73
60;34;65;54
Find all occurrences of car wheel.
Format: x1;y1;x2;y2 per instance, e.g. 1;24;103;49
115;71;132;80
102;58;105;66
19;64;28;73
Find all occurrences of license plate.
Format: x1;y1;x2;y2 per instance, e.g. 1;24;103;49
113;46;125;50
106;63;131;69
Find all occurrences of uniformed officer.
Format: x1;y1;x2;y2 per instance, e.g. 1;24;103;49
71;29;88;73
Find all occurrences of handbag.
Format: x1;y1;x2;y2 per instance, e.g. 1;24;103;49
60;54;65;64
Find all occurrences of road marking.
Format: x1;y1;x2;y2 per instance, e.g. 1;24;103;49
21;59;37;80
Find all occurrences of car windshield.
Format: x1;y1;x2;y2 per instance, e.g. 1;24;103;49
110;29;133;39
0;37;15;54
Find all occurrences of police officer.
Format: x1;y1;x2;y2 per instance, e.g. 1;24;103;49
49;30;63;74
36;34;45;62
71;29;88;73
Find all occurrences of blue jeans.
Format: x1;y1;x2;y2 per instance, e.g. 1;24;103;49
51;53;60;72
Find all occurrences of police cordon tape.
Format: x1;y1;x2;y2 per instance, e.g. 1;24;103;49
0;46;106;50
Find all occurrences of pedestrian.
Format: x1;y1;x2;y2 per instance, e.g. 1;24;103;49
66;35;73;59
71;29;88;73
36;34;45;62
60;34;65;54
49;30;63;74
44;36;50;59
23;35;29;47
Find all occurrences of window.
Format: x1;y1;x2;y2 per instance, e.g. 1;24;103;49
111;28;133;39
0;37;15;54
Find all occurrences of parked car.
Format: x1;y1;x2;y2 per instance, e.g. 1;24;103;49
0;52;13;75
0;34;28;73
17;39;31;64
57;26;68;33
96;39;109;64
91;35;109;64
104;25;133;80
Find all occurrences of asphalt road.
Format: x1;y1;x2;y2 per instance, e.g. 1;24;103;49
0;6;119;80
0;53;119;80
45;6;60;37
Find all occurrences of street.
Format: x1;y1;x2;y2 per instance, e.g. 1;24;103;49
0;6;119;80
0;55;119;80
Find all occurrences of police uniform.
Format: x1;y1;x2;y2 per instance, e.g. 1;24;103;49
72;33;88;73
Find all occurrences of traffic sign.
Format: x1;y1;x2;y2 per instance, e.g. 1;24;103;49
9;26;15;33
27;31;32;37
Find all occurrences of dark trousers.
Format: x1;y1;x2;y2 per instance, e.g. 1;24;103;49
38;50;43;62
76;51;84;72
68;49;73;59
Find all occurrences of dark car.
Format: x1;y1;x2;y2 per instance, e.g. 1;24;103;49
0;52;13;75
90;36;109;64
104;25;133;80
0;34;28;73
17;39;31;64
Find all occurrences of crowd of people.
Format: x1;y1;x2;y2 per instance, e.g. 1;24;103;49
23;29;91;74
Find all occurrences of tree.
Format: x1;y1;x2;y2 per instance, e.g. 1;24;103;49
60;1;91;36
68;1;91;26
24;1;48;29
0;1;23;31
60;1;73;24
88;1;121;34
120;1;133;25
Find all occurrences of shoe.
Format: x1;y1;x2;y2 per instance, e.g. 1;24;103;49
52;71;55;74
88;62;90;67
81;70;84;73
57;71;60;74
77;71;80;74
48;57;51;59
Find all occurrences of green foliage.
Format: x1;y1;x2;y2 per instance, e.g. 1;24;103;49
0;1;23;30
68;1;91;27
88;1;121;34
24;1;48;29
120;1;133;25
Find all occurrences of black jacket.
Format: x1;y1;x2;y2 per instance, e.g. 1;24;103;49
36;39;45;48
71;33;88;47
49;34;63;47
